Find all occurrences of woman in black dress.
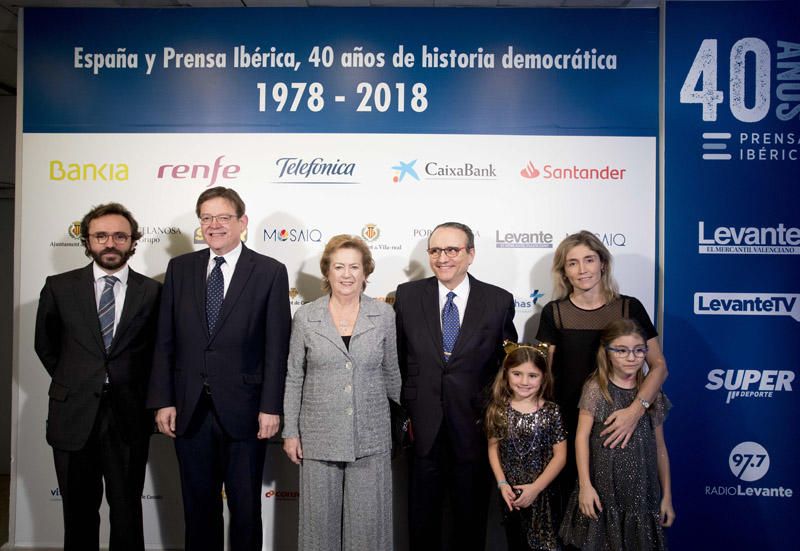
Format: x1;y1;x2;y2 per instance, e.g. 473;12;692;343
535;231;668;523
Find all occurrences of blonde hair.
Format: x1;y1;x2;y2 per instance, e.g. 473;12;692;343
485;343;553;439
593;318;647;404
319;235;375;293
551;230;619;302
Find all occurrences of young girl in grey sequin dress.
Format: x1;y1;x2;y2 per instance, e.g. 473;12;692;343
560;319;675;550
487;342;567;551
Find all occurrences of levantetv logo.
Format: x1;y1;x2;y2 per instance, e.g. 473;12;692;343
698;221;800;255
694;293;800;322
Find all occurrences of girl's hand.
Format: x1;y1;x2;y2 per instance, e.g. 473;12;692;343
511;483;540;509
660;496;676;527
498;483;516;511
578;484;603;520
282;437;303;465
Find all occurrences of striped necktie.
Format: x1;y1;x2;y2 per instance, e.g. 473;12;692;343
98;275;118;352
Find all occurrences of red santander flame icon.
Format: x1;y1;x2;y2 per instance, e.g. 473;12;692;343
520;161;540;179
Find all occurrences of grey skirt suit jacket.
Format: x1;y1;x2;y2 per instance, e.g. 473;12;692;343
282;294;401;462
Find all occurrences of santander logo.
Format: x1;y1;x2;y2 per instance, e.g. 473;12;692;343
520;161;540;179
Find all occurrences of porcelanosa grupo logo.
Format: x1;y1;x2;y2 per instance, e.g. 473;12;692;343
519;160;626;181
274;157;357;184
697;221;800;255
705;441;793;499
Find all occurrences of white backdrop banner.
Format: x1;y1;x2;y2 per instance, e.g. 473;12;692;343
15;7;658;549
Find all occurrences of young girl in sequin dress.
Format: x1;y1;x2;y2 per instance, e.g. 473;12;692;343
487;342;567;551
560;319;675;550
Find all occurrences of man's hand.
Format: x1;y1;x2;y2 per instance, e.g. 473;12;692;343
257;412;280;440
155;407;177;438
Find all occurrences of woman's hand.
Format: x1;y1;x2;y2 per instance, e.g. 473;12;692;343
660;496;676;527
600;403;643;448
498;483;516;511
578;484;603;520
511;483;541;509
282;437;303;465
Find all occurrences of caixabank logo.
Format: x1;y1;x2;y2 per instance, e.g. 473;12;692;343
698;221;800;255
705;442;793;498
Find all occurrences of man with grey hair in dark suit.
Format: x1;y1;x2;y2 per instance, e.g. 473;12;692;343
395;221;518;551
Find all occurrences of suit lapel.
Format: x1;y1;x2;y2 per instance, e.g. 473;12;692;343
111;269;145;353
421;277;444;366
451;274;486;360
210;245;255;342
308;295;350;356
78;264;106;353
193;249;211;340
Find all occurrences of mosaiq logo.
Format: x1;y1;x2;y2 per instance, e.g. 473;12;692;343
697;221;800;255
263;226;323;243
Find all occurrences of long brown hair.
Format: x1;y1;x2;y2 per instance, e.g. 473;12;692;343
551;230;619;302
593;318;647;404
485;343;553;439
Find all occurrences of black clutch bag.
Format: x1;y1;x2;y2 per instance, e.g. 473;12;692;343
389;399;413;458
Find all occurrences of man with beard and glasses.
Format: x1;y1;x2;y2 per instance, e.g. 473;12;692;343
35;203;161;551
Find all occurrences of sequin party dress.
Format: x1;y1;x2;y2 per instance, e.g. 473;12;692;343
559;379;671;551
500;401;567;551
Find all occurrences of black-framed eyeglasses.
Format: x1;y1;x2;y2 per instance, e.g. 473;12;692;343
199;214;237;225
89;232;131;245
427;246;467;258
606;345;649;359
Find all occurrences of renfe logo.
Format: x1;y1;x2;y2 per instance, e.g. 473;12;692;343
157;155;240;188
694;293;800;321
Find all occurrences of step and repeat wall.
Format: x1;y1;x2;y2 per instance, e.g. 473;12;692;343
664;1;799;549
11;2;795;550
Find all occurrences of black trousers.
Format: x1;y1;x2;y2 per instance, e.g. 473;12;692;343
408;424;491;551
52;390;149;551
174;392;267;551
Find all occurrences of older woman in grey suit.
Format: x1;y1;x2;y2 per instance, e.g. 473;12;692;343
282;234;401;551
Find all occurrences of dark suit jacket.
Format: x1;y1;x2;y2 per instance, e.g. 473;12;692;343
394;274;517;461
34;263;162;452
146;244;291;440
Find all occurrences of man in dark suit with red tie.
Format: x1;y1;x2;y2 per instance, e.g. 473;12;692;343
394;221;517;551
147;187;291;551
35;203;161;551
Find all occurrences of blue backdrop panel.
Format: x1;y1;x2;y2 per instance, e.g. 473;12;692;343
23;7;657;135
665;1;800;549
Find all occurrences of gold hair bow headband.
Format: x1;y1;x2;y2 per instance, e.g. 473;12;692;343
503;340;549;359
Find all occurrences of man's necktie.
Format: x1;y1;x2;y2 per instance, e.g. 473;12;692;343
442;291;460;362
206;256;226;333
98;275;118;352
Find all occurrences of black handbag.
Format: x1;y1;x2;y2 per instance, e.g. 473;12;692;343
389;399;413;458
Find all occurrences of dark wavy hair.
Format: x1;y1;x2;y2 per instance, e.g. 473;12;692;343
79;202;142;258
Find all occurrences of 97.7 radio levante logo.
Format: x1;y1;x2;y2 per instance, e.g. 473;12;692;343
679;38;799;162
705;441;793;498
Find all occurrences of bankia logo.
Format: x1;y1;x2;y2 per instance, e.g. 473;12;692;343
263;226;323;243
274;157;358;184
698;221;800;255
156;155;240;188
50;160;128;182
519;160;626;181
391;160;420;183
496;230;554;249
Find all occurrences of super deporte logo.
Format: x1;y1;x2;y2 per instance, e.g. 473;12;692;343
706;368;794;404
